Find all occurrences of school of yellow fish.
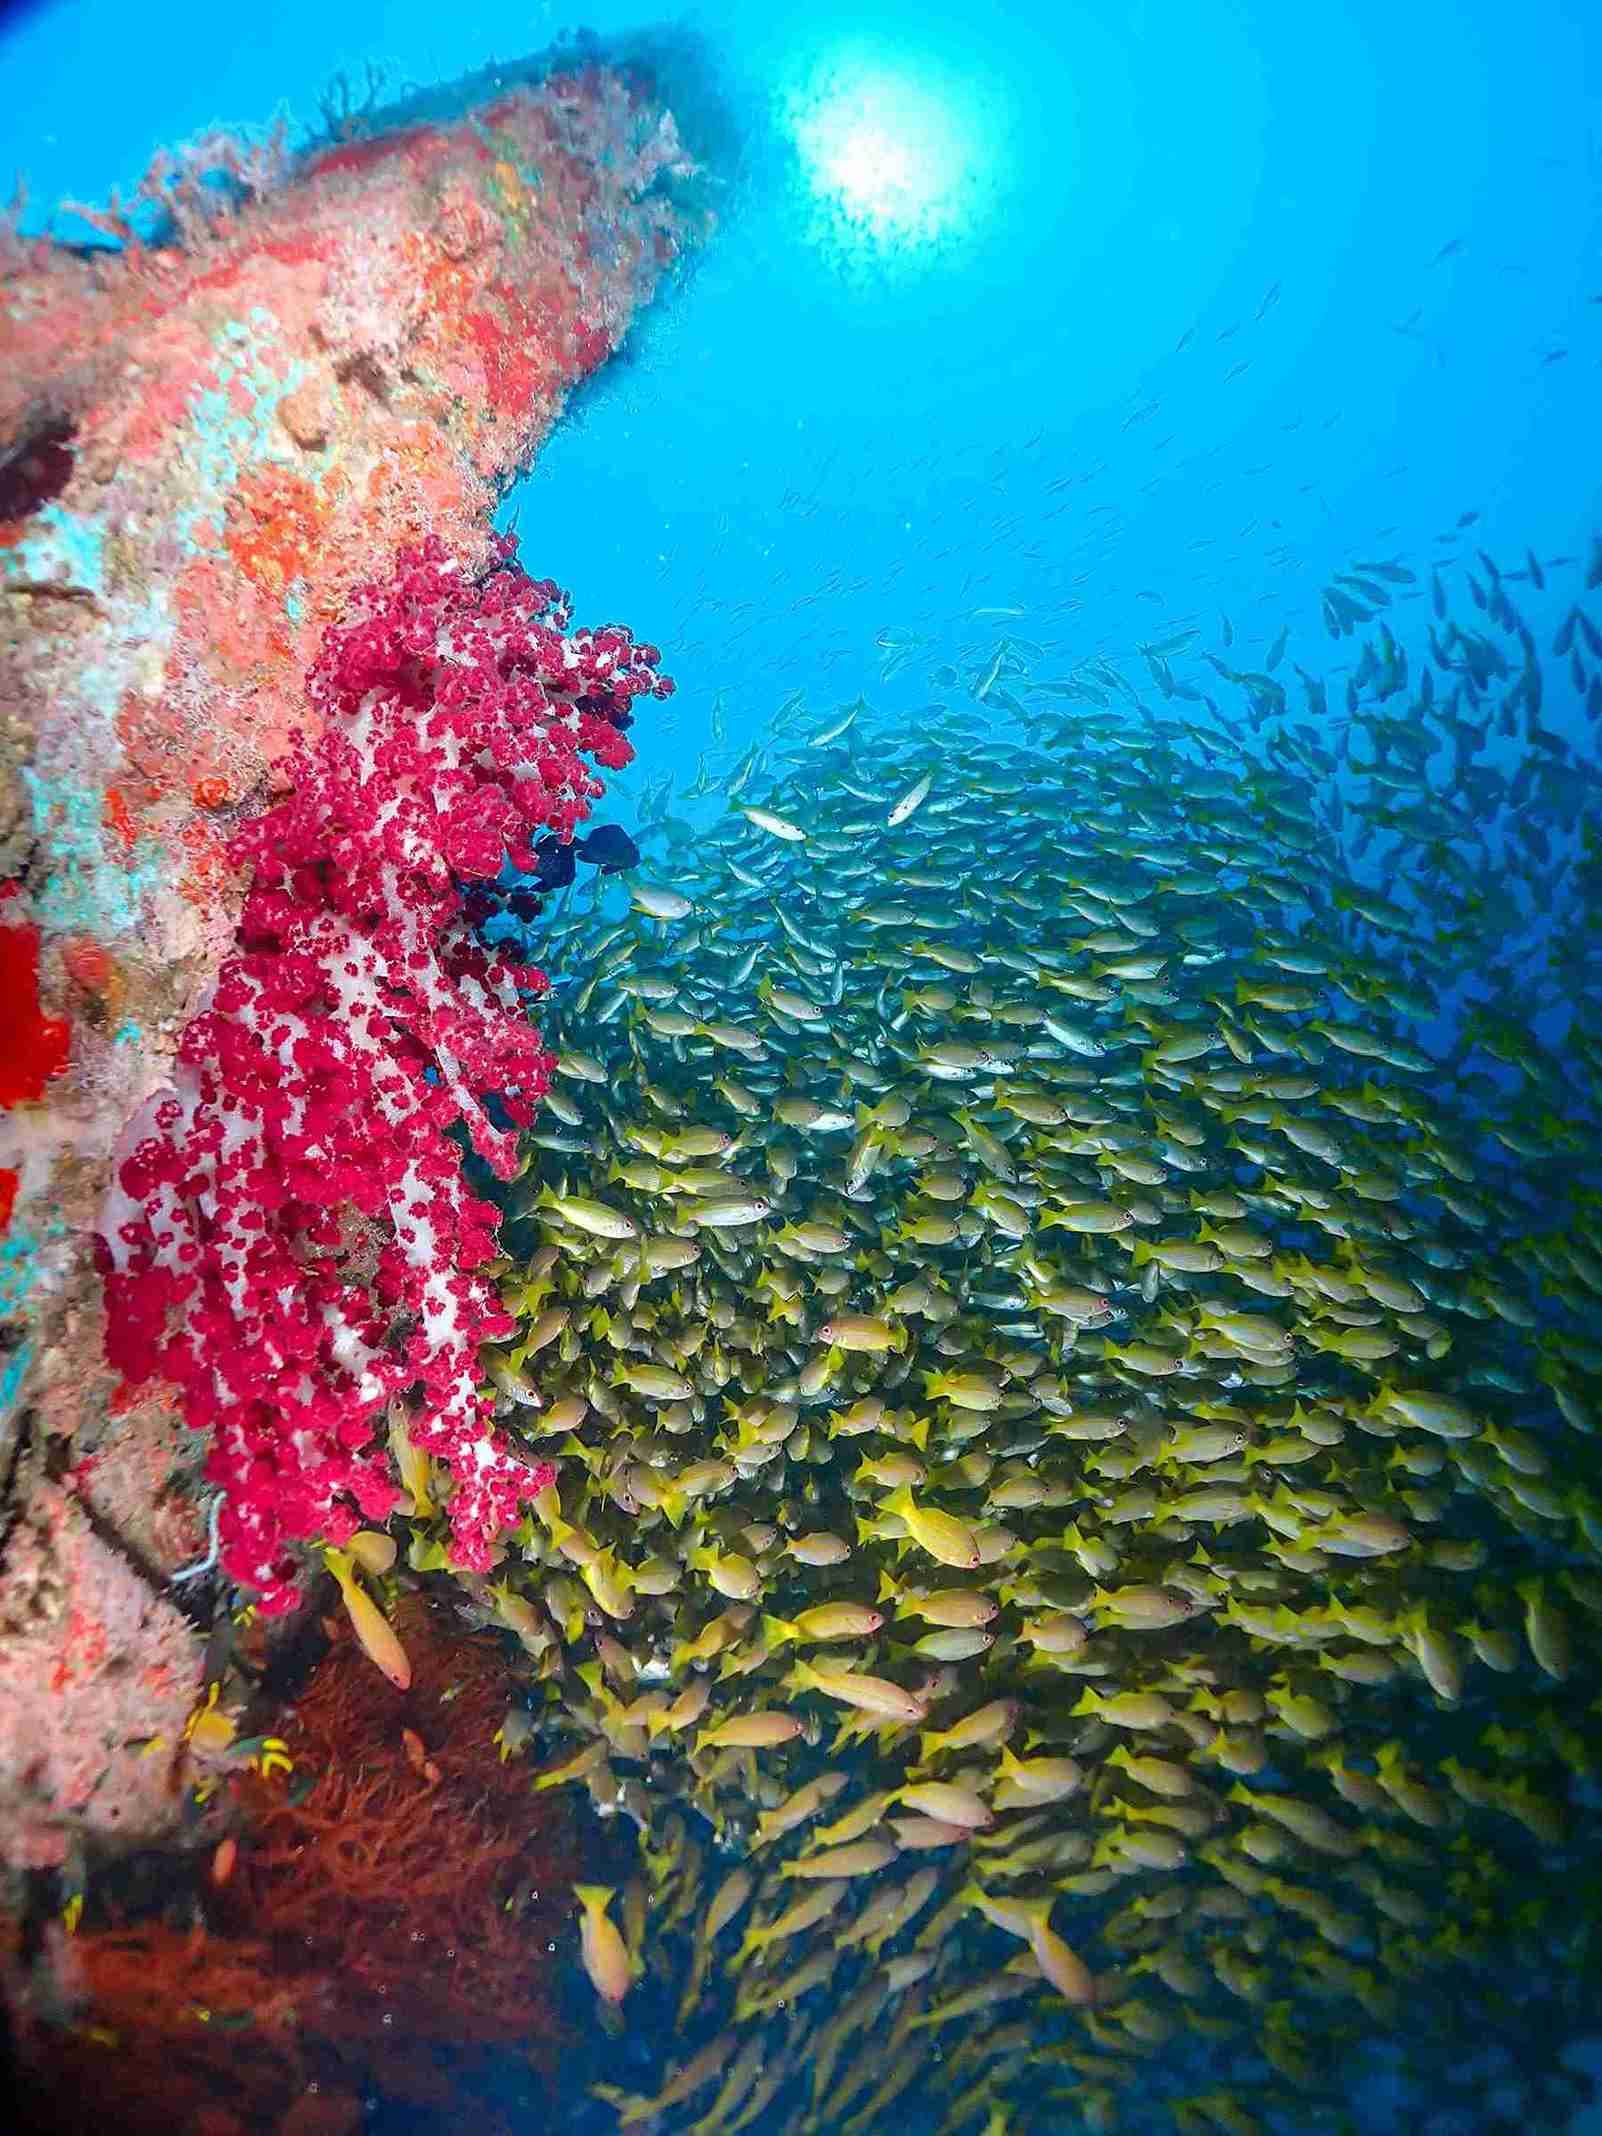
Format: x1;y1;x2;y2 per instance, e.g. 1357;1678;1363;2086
399;535;1602;2134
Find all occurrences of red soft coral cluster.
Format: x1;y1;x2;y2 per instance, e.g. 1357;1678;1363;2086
98;537;671;1612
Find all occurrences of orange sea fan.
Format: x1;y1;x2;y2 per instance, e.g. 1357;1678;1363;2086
12;1595;575;2134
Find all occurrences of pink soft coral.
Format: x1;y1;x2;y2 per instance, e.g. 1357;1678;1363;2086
98;537;671;1611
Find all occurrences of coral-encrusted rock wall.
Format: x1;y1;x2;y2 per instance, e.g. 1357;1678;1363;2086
0;55;708;1865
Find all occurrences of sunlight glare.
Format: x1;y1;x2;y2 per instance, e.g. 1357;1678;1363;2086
785;53;988;251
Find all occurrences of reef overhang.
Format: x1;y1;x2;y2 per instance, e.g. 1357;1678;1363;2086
0;41;712;1866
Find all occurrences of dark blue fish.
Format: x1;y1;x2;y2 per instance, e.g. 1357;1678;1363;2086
574;825;640;874
530;835;577;891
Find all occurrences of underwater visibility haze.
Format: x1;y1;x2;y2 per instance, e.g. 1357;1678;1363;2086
2;1;1602;2133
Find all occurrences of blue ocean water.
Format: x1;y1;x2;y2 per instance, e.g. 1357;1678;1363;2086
6;2;1602;2130
8;0;1600;728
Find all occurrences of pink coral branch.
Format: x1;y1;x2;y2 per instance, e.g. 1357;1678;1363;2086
98;537;671;1611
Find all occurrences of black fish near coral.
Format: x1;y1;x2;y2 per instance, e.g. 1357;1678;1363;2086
529;825;641;890
477;825;647;939
574;824;642;873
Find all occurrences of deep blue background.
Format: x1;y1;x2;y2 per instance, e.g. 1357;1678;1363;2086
5;0;1601;2124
